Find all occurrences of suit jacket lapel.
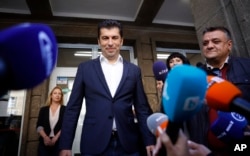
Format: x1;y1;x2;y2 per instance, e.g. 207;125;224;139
115;60;129;97
93;57;112;97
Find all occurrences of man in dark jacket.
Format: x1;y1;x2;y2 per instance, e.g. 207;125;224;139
187;26;250;156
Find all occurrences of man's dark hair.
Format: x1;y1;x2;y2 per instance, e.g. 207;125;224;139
166;52;190;70
97;19;123;39
202;26;232;40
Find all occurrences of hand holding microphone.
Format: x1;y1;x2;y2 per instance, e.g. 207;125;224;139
161;65;207;144
147;113;212;156
0;23;58;96
147;113;190;156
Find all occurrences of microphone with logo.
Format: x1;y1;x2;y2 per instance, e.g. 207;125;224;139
147;112;169;155
0;23;58;96
152;61;168;82
210;111;248;143
206;76;250;121
162;65;207;143
147;112;169;137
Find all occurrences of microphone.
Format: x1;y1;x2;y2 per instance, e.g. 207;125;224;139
152;61;168;82
162;65;207;122
162;65;207;143
0;23;58;96
206;76;250;120
147;112;169;137
211;111;248;143
196;62;204;68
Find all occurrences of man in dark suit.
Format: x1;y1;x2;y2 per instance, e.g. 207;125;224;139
59;19;155;156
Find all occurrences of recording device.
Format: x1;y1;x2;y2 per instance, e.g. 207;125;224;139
0;23;58;96
162;65;207;143
152;61;168;82
206;76;250;120
211;111;248;143
147;112;169;137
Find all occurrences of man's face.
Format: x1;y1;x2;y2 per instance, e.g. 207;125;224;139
98;27;123;60
202;30;232;63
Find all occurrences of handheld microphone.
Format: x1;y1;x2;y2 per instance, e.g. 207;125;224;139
162;65;207;143
206;76;250;120
196;62;204;68
147;112;169;137
211;111;248;143
152;61;168;82
0;23;58;96
162;65;207;122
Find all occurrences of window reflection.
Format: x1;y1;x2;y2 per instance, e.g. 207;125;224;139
0;90;25;156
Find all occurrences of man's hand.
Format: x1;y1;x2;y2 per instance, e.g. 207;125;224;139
59;150;72;156
146;145;155;156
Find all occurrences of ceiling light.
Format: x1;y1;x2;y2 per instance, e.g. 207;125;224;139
157;54;170;59
74;51;92;57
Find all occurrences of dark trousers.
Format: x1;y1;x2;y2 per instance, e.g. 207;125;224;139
38;141;59;156
82;131;140;156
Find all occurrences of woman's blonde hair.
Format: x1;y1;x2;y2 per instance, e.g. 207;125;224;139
46;86;64;106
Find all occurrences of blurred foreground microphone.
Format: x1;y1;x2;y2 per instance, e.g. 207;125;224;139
162;65;207;122
152;61;168;82
147;112;169;137
0;23;58;96
211;111;248;143
206;76;250;120
162;65;207;143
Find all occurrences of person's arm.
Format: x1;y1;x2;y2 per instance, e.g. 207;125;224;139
51;130;61;145
37;127;52;146
36;107;52;146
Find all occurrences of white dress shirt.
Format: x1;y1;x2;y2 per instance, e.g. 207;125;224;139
100;54;123;130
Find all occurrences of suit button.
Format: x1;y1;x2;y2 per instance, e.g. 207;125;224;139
108;116;113;119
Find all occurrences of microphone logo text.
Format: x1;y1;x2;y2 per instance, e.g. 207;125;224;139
183;96;200;111
38;31;54;76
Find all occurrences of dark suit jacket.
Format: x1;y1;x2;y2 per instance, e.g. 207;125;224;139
37;105;66;145
59;57;155;154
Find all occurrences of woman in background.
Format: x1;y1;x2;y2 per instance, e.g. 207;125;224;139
166;52;190;71
36;86;66;156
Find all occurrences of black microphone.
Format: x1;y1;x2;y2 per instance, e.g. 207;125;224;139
0;23;58;96
196;62;204;68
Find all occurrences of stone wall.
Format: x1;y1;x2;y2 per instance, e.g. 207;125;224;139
190;0;250;57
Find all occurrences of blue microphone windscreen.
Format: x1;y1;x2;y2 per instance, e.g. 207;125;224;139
211;111;247;143
162;65;207;122
152;61;168;82
0;23;58;90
